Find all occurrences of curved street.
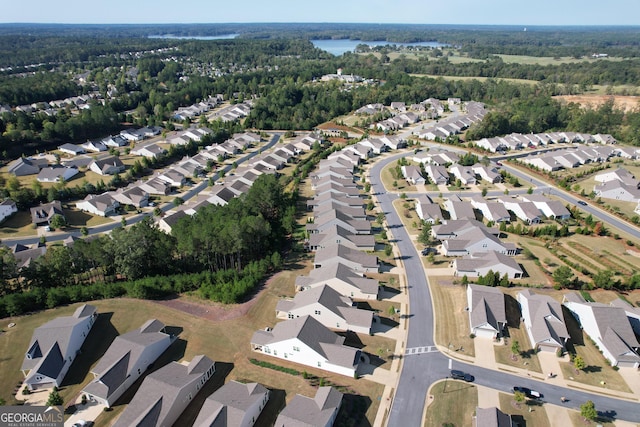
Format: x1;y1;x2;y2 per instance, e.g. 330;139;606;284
369;151;640;426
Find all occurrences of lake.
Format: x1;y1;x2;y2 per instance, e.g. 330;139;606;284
148;34;239;40
311;39;447;56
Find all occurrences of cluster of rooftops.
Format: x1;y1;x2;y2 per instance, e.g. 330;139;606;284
21;305;346;427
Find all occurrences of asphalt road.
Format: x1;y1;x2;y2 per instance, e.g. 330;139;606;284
370;152;640;425
2;132;282;246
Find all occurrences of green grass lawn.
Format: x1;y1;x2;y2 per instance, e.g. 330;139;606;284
424;380;477;427
0;211;36;237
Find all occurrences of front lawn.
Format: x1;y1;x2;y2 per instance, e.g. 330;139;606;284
430;278;475;357
424;380;477;427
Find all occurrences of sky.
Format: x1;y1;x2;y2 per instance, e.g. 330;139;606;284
2;0;639;26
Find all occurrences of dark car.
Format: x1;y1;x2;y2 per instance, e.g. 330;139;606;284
577;200;588;206
450;369;474;382
512;386;542;399
421;247;437;256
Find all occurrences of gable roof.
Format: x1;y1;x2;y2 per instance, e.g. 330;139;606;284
251;316;359;370
295;262;379;297
519;290;569;347
275;387;343;427
193;381;269;427
468;284;506;331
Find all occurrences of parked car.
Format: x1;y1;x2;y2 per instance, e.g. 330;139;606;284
512;386;542;399
421;247;437;256
577;200;587;206
450;369;474;382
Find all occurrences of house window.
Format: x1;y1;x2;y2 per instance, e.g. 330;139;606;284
264;347;271;354
317;361;321;367
293;346;300;352
273;350;277;356
314;310;321;315
188;393;192;401
288;313;294;319
138;368;141;375
482;244;487;248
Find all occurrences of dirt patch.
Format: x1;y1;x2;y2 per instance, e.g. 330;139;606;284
554;95;640;112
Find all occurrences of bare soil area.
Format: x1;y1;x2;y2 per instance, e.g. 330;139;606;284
554;95;640;112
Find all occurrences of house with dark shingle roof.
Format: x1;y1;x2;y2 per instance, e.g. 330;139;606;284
274;387;343;427
563;292;640;368
518;290;569;352
89;155;125;176
466;284;506;339
474;407;513;427
251;316;360;377
276;285;373;334
22;304;97;390
193;381;269;427
83;319;174;407
454;251;523;279
30;201;64;226
113;355;215;427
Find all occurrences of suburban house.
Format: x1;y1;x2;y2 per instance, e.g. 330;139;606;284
466;284;507;339
274;387;343;427
594;180;640;202
0;199;17;222
158;210;188;234
208;185;237;206
102;135;128;148
8;157;48;176
307;193;363;211
313;200;365;220
250;315;361;377
518;290;569;352
76;193;120;217
449;164;477;185
610;299;640;335
474;407;513;427
275;284;373;334
157;169;187;188
469;197;511;223
307;210;371;236
113;355;216;427
21;304;97;390
295;262;379;300
424;165;449;185
89;155;126;176
401;165;426;185
307;224;375;252
37;166;79;183
30;201;64;226
435;221;517;256
454;251;523;279
443;199;476;221
595;168;638;186
497;198;541;224
520;195;571;220
313;243;378;273
138;178;172;196
131;143;166;159
58;143;85;156
314;181;361;198
82;140;108;153
82;319;174;407
415;198;444;224
563;292;640;368
472;164;502;183
193;381;269;427
111;187;149;208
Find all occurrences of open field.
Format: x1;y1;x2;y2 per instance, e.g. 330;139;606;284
424;380;477;427
0;262;387;426
410;74;539;86
429;278;475;357
498;392;550;427
554;94;640;112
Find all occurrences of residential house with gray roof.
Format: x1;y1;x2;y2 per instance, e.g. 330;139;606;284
497;198;541;224
276;285;373;334
37;166;79;183
307;224;374;252
8;157;48;176
193;381;269;427
22;304;97;390
469;197;510;223
424;165;449;185
454;251;523;279
443;199;476;221
295;262;379;300
474;407;513;427
449;164;476;185
401;165;425;185
518;290;569;352
472;164;502;184
306;193;363;211
307;210;371;236
30;201;64;226
274;387;343;427
83;319;174;407
113;355;215;427
76;193;120;217
595;180;640;202
467;284;507;339
251;316;360;377
89;155;125;176
564;293;640;368
313;243;378;273
610;299;640;336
